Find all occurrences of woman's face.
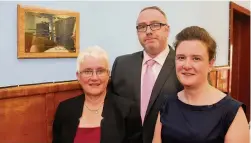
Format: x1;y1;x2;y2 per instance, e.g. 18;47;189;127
77;56;109;96
175;40;214;88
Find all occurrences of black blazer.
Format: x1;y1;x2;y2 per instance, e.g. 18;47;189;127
110;46;183;143
52;90;142;143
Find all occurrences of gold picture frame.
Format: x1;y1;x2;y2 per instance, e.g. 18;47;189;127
17;4;80;58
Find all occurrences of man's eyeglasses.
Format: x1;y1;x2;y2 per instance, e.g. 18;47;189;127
79;69;109;78
136;23;167;32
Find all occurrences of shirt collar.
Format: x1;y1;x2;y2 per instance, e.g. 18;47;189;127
143;46;170;66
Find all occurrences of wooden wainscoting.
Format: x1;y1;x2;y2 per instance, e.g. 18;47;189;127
209;66;231;93
0;81;83;143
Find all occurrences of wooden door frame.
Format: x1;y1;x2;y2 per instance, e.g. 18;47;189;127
229;1;250;95
229;1;250;120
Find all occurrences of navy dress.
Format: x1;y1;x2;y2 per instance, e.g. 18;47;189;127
160;95;244;143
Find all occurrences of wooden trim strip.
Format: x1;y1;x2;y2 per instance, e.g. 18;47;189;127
230;2;250;16
0;80;81;99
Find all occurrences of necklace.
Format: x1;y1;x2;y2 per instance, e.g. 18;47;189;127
84;102;104;114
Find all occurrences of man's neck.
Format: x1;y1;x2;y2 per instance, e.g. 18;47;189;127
145;45;168;59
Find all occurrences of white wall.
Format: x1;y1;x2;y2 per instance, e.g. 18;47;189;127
0;1;249;87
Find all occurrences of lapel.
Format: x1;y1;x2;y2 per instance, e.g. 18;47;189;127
67;93;121;142
131;52;144;109
66;95;84;142
145;46;175;119
101;92;113;138
100;91;122;143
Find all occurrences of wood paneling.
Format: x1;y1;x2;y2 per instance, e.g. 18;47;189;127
0;65;245;142
209;66;230;93
0;81;83;143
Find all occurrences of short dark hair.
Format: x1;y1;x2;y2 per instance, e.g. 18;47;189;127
140;6;167;19
173;26;217;61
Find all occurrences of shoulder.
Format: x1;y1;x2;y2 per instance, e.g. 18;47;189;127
223;95;244;113
55;94;83;117
163;46;176;65
168;45;175;53
58;94;83;109
160;94;177;115
224;96;249;142
212;89;243;112
114;51;143;63
225;95;244;115
221;95;245;131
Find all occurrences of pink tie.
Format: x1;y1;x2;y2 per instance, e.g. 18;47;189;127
141;59;156;123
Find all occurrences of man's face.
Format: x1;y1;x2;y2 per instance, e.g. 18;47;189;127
136;9;169;57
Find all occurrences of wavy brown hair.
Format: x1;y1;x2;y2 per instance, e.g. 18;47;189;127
173;26;217;61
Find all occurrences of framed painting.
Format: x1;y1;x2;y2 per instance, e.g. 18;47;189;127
17;4;80;58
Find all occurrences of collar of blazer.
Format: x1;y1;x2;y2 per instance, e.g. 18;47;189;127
140;44;175;59
74;89;114;119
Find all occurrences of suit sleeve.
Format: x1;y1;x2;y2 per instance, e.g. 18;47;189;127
52;103;62;143
125;101;143;143
110;57;119;92
177;80;184;92
176;76;184;92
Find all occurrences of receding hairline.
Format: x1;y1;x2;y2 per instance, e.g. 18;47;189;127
139;6;167;19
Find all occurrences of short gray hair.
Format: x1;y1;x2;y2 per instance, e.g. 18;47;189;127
76;45;109;72
140;6;167;19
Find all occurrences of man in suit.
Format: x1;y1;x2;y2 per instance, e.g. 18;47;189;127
110;6;183;143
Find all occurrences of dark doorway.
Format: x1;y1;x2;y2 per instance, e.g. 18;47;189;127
229;2;250;121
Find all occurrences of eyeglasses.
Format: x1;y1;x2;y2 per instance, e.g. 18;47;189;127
136;23;167;32
79;69;109;78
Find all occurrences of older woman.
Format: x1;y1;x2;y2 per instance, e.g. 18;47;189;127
152;26;249;143
52;46;142;143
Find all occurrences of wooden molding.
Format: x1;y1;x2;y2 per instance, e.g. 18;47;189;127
0;80;81;99
230;2;250;16
209;66;230;93
211;65;230;71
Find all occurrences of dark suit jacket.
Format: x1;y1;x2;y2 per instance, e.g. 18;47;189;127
52;90;142;143
110;46;183;143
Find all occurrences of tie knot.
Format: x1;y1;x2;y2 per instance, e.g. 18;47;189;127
146;59;156;67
